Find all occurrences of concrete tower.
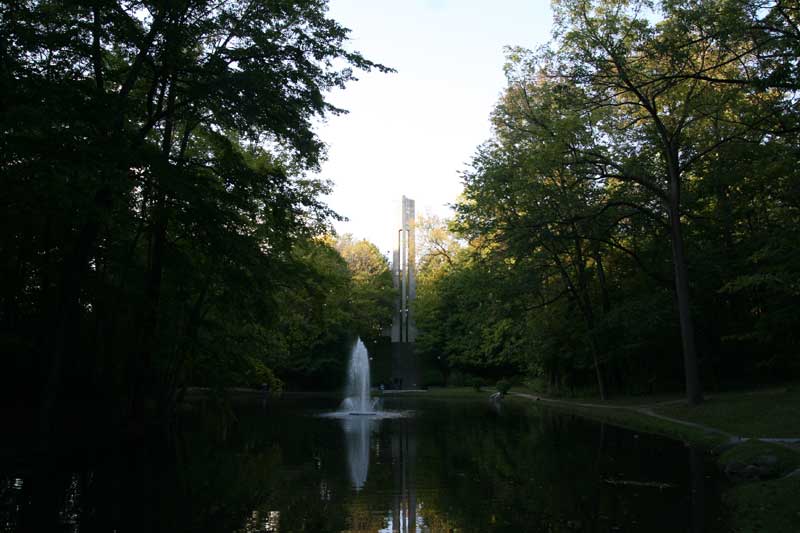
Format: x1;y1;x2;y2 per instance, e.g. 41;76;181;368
391;196;416;343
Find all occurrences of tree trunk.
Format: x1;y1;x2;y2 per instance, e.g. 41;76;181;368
572;235;607;401
588;335;607;401
667;160;703;406
131;72;178;424
593;248;611;315
39;198;105;439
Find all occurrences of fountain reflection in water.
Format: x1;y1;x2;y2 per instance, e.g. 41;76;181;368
341;415;375;490
320;338;408;491
339;339;378;490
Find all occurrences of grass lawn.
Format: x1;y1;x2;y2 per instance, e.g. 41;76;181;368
389;386;485;398
725;477;800;532
714;439;800;532
518;389;689;407
655;387;800;438
718;439;800;476
507;394;730;446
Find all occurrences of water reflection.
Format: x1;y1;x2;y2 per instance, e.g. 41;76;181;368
341;416;377;490
0;397;727;532
341;414;423;532
389;419;416;533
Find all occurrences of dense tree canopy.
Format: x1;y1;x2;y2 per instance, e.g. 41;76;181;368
0;0;392;434
414;0;800;400
335;234;396;346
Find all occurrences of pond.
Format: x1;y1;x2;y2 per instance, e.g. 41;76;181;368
1;394;728;532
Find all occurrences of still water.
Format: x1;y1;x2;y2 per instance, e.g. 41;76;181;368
1;395;727;532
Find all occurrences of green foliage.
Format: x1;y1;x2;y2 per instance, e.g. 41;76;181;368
413;0;800;400
719;440;800;477
422;369;446;388
496;379;512;396
254;239;353;389
470;377;484;392
656;388;800;438
0;0;391;420
446;370;467;387
725;478;800;533
335;235;396;346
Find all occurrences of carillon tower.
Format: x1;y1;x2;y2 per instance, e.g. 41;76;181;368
391;196;417;343
387;196;419;390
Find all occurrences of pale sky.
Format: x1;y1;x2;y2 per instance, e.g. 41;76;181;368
313;0;554;255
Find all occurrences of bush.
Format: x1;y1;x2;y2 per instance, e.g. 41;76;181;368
524;377;546;393
470;376;483;392
496;379;512;396
422;369;445;388
447;370;466;387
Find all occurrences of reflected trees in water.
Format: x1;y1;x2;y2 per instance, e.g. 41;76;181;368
0;398;724;532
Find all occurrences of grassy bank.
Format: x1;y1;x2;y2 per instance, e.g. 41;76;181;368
500;386;800;533
508;394;730;446
654;387;800;438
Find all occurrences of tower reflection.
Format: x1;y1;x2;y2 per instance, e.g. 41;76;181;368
390;418;417;533
341;415;422;532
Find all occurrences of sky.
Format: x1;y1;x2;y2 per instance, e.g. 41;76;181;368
312;0;554;256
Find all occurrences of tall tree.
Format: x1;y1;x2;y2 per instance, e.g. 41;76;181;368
505;0;785;404
0;0;391;432
336;235;396;346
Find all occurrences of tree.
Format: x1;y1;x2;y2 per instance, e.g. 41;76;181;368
335;235;396;346
416;213;462;277
0;0;392;433
497;0;787;404
258;238;354;389
413;0;800;399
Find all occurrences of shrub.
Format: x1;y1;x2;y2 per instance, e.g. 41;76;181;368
470;376;483;392
496;379;512;396
524;377;546;393
447;370;466;387
422;369;445;388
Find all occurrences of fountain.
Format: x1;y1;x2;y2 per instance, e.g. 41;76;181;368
321;338;406;420
339;338;381;415
318;338;409;490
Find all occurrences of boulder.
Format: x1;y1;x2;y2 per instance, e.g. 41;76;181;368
723;455;782;481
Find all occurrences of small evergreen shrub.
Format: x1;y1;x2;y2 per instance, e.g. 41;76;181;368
447;370;466;387
496;379;512;396
422;369;445;388
470;376;483;392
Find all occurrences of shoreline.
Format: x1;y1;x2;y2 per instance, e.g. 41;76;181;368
502;388;800;532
